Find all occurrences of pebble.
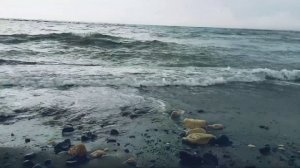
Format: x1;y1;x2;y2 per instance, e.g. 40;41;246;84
23;160;34;167
32;164;42;168
90;150;106;158
209;135;232;147
179;151;202;166
65;160;78;166
171;110;184;120
248;144;256;148
68;144;87;157
124;157;137;166
11;133;14;136
81;131;97;142
54;139;71;154
24;152;36;160
259;145;271;155
25;138;30;143
203;153;218;166
110;129;119;136
259;125;269;130
107;138;117;143
124;149;130;153
44;159;52;166
207;124;224;130
278;147;286;151
62;125;74;133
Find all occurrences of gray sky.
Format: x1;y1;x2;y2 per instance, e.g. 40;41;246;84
1;0;300;30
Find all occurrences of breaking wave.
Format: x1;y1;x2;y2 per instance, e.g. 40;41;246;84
0;33;175;48
0;65;299;88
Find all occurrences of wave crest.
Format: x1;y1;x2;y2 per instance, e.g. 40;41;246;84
0;33;174;48
0;66;299;88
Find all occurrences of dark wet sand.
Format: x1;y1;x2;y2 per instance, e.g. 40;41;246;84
1;83;300;168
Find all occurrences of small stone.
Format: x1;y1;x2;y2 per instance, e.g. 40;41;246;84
197;109;205;113
23;160;34;167
110;129;119;136
106;138;116;143
25;138;30;143
32;164;42;168
179;151;202;166
278;144;285;147
259;125;269;130
81;132;97;142
90;150;106;158
183;118;207;129
207;124;224;130
124;157;137;166
186;128;206;135
11;133;14;136
124;149;130;153
65;160;78;166
259;145;271;155
24;152;36;160
68;144;87;157
248;144;256;148
54;139;71;154
278;147;285;151
171;110;184;120
129;135;135;138
209;135;232;147
62;125;74;133
203;153;218;166
44;159;52;166
183;133;215;145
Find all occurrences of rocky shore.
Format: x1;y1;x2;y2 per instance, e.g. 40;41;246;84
1;84;300;168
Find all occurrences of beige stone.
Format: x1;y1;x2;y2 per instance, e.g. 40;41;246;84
186;128;206;135
183;133;215;145
68;144;87;157
183;118;207;129
90;149;106;158
208;124;224;130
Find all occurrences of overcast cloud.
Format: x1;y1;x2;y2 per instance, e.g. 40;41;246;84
0;0;300;30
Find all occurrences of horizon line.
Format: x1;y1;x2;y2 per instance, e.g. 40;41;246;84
1;17;299;33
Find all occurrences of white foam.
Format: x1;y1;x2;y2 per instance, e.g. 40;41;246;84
0;65;299;87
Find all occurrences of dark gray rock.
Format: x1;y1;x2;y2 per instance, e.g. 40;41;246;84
23;160;34;167
44;159;52;167
110;129;119;136
81;131;97;142
203;153;218;166
259;145;271;155
25;138;30;143
209;135;232;147
107;138;117;143
54;139;71;154
179;151;202;166
32;164;42;168
62;125;74;133
24;152;36;160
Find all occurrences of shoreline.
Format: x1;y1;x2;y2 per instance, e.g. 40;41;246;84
1;84;300;168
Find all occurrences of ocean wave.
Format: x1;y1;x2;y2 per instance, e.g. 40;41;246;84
0;32;175;48
0;65;299;88
0;59;37;65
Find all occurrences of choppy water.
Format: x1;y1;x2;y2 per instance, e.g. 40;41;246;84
0;18;300;125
